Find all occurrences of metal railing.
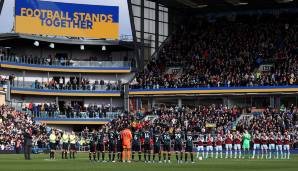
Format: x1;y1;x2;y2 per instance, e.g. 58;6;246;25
0;55;130;68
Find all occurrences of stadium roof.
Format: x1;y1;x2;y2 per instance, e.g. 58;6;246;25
0;33;134;51
152;0;298;11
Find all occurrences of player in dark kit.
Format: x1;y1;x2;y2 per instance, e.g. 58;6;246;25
115;129;123;162
108;129;116;162
97;127;106;162
153;129;162;163
162;128;171;163
132;129;142;162
174;128;183;164
185;130;194;163
143;127;152;163
88;129;97;162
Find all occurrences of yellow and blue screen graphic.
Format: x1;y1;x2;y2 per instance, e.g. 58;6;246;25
15;0;119;39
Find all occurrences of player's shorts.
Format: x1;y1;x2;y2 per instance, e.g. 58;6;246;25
234;144;241;150
283;145;290;150
70;143;76;151
185;145;193;152
109;144;115;152
97;143;105;151
269;144;275;150
243;142;250;149
174;144;182;151
163;144;170;152
62;143;69;150
154;145;161;153
261;144;268;150
216;145;222;151
144;143;151;151
206;145;213;151
50;142;56;150
117;144;122;152
89;144;96;153
225;144;232;150
253;144;260;150
197;146;204;152
276;145;283;151
132;143;141;152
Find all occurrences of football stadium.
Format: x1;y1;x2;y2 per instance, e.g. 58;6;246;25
0;0;298;171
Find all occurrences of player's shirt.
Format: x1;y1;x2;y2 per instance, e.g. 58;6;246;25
186;133;193;147
69;134;76;144
154;134;161;147
253;134;260;144
115;131;122;145
97;131;105;145
162;132;171;146
284;135;290;145
143;131;151;145
206;137;213;146
225;134;233;144
62;134;69;143
216;136;223;146
108;131;115;145
197;136;204;146
234;134;241;144
89;133;97;146
174;132;182;145
132;131;141;145
276;135;283;145
269;135;275;144
261;135;267;144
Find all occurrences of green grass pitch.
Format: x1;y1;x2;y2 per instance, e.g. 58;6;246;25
0;153;297;171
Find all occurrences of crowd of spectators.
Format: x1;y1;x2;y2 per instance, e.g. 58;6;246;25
0;105;48;151
31;77;121;91
131;12;298;89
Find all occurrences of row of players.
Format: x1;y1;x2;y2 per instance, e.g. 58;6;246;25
49;128;291;163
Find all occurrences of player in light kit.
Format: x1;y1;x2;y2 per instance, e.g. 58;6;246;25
162;128;171;163
260;132;268;159
215;133;223;159
283;132;290;159
174;128;183;163
234;131;242;159
205;134;213;159
276;132;283;159
252;130;261;159
196;134;205;159
61;131;69;159
184;130;195;163
268;132;275;159
225;131;233;158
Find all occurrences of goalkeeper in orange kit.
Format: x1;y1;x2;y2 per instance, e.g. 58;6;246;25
121;124;132;163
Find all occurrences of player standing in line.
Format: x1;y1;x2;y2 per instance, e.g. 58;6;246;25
283;131;290;159
185;130;195;163
242;130;251;159
121;124;132;163
88;129;97;162
61;131;69;159
132;129;142;162
252;130;261;159
49;130;56;160
205;134;213;159
196;134;205;159
162;128;171;163
97;127;106;162
174;128;183;164
260;132;268;159
276;132;283;159
268;132;276;159
115;128;123;162
69;131;77;159
225;131;233;158
215;133;223;159
153;129;162;163
108;128;116;162
143;127;152;163
234;131;242;159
